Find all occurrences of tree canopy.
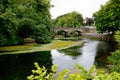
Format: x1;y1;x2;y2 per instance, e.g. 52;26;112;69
94;0;120;33
0;0;52;46
54;11;83;28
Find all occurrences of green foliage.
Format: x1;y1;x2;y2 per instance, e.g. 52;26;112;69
0;10;21;46
114;31;120;43
33;25;52;43
54;11;83;28
94;0;120;33
108;50;120;72
27;62;120;80
18;18;35;38
108;31;120;72
56;69;69;80
70;31;79;36
75;64;96;79
27;62;58;80
0;0;52;46
93;71;120;80
56;30;65;35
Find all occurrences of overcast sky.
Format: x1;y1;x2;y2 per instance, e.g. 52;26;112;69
50;0;109;19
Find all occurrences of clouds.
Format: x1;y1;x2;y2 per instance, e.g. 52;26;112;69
50;0;109;19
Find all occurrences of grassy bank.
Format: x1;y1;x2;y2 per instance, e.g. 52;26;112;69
0;40;83;55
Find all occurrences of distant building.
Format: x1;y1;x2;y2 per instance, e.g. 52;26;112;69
84;17;94;26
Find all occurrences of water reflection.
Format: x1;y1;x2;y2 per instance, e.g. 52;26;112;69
78;41;99;69
0;51;52;80
58;46;82;59
51;39;99;71
95;41;115;67
51;50;77;70
0;39;116;80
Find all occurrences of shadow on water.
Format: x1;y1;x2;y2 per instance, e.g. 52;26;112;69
51;38;116;73
95;41;116;68
0;51;52;80
58;46;82;58
0;38;117;80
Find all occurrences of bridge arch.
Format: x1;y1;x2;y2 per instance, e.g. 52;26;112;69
56;30;66;35
70;30;82;36
53;28;83;37
55;30;70;37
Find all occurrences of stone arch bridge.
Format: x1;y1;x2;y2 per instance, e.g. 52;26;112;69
53;28;83;37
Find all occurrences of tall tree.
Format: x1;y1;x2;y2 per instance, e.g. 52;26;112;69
54;11;83;28
94;0;120;34
0;0;52;46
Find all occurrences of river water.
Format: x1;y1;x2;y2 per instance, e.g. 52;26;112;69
0;38;115;80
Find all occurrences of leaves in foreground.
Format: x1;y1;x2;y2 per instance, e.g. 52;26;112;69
27;62;120;80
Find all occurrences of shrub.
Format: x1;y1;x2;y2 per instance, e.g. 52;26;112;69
27;62;120;80
108;31;120;72
0;0;52;46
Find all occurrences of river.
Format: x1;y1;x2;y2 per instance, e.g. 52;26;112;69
0;38;115;80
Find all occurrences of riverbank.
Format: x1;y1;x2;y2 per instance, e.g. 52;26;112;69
0;40;83;55
82;33;115;41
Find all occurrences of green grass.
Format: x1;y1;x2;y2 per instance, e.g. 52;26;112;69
0;43;38;52
0;40;83;55
38;40;83;50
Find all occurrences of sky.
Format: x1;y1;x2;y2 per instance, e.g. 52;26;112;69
50;0;109;19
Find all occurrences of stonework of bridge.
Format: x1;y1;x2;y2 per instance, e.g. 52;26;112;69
53;27;96;37
53;28;83;37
